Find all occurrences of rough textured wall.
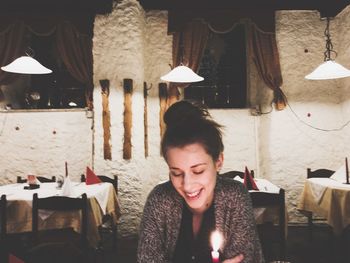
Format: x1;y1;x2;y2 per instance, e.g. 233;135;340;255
93;0;177;236
92;0;256;237
1;0;350;239
0;110;92;183
272;9;350;223
93;0;147;237
337;6;350;99
91;4;350;235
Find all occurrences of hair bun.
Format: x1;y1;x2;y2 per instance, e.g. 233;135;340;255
163;100;209;127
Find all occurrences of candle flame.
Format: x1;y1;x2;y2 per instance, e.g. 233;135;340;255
211;230;223;251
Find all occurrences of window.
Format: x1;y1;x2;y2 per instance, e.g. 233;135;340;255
27;34;87;109
184;23;247;109
0;15;93;110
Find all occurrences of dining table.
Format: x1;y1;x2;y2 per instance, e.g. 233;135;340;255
297;177;350;235
0;180;121;247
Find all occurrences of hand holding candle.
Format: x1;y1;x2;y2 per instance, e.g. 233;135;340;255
211;230;223;263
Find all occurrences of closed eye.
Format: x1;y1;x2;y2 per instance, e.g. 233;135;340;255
170;171;183;177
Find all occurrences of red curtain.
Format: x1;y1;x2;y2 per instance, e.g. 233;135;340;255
248;23;286;110
0;16;93;108
168;19;210;106
55;22;94;109
0;22;27;85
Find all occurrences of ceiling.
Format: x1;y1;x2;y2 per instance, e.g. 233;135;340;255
0;0;348;17
138;0;350;32
0;0;114;14
138;0;350;18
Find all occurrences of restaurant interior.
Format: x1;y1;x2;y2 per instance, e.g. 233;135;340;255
1;0;350;262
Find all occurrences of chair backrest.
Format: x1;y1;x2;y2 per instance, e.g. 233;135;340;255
81;174;118;194
97;175;118;195
37;176;56;183
17;176;56;183
17;176;27;183
32;193;88;246
250;188;286;259
307;168;335;179
0;195;6;240
219;170;254;179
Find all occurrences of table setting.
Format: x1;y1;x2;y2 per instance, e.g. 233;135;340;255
0;165;120;247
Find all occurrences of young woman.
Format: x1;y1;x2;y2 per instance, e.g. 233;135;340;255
137;100;264;263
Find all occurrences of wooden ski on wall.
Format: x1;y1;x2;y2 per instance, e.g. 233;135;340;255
159;82;168;142
143;82;150;158
100;79;112;160
123;79;133;160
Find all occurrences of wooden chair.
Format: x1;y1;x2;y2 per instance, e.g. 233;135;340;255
1;194;33;262
32;193;88;249
80;174;118;249
0;195;8;262
219;170;254;179
250;188;286;261
306;168;335;240
17;176;56;183
0;195;6;241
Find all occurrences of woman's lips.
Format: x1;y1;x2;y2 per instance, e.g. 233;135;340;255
185;189;202;200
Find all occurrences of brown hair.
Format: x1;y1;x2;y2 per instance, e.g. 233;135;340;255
161;100;224;161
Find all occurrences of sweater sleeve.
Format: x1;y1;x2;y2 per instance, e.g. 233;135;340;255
222;182;265;263
137;185;171;263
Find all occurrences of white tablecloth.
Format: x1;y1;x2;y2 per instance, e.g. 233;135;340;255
0;181;120;247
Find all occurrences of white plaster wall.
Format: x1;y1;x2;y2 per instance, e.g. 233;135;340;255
92;0;257;237
0;110;92;183
1;0;350;239
273;9;350;222
93;0;174;236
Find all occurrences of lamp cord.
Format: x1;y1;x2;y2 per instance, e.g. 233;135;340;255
259;92;350;131
178;31;185;66
285;96;350;132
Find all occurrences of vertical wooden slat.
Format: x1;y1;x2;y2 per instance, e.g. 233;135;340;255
167;84;180;108
100;79;112;160
159;83;168;141
123;79;133;160
143;82;149;158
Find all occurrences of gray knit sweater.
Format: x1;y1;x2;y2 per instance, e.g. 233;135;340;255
137;177;264;263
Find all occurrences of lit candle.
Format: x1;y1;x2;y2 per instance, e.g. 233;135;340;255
65;161;68;177
346;157;349;184
211;230;223;263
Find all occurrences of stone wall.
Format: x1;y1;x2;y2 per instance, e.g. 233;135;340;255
273;8;350;222
1;0;350;238
0;110;92;183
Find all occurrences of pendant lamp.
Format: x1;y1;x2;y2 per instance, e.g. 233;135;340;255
305;17;350;80
1;48;52;74
161;65;203;83
160;32;204;83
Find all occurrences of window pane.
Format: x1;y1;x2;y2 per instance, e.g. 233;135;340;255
185;23;247;109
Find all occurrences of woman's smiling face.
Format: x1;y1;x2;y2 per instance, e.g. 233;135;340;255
166;143;223;214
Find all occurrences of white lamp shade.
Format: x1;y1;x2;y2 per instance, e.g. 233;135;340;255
160;65;204;83
305;60;350;80
1;56;52;74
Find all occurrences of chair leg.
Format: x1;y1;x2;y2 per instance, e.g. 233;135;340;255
307;213;313;241
112;226;117;249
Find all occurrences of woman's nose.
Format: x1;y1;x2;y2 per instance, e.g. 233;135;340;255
183;173;194;189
